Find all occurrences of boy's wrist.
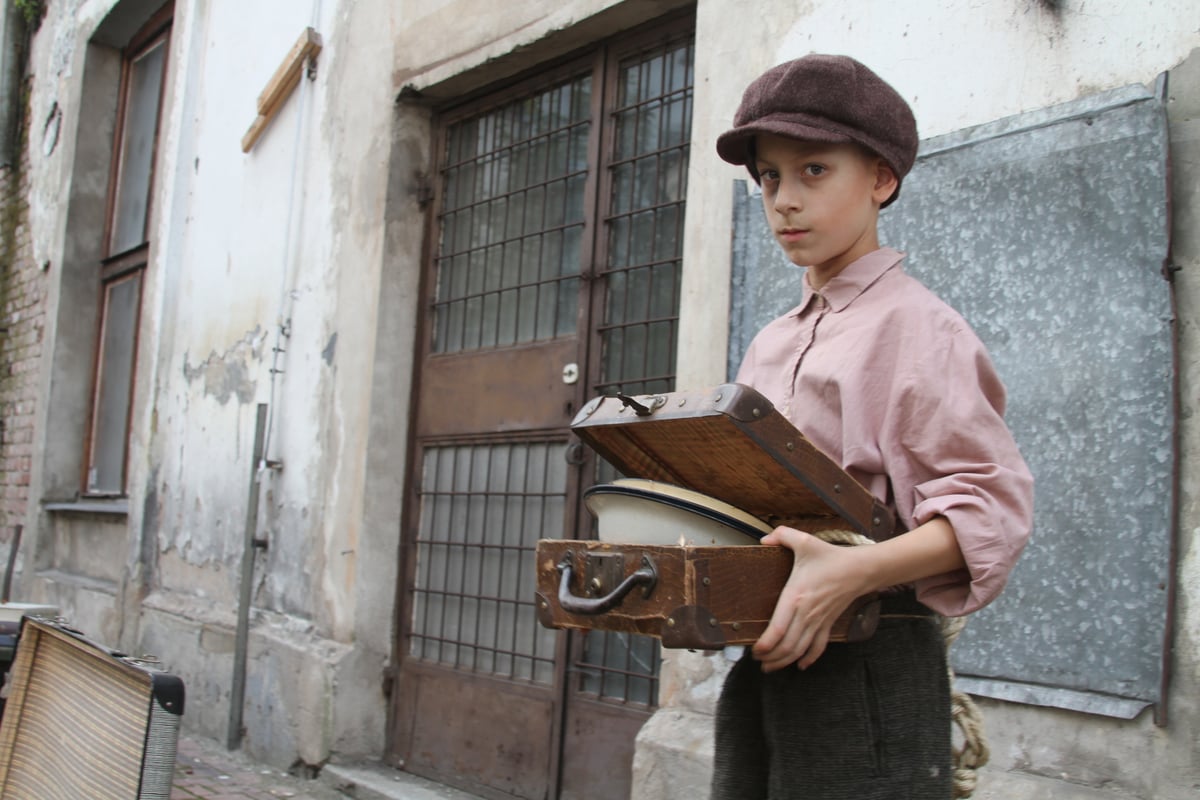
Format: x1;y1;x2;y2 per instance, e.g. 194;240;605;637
850;542;891;596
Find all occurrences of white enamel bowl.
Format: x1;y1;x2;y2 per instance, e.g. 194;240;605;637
583;478;771;546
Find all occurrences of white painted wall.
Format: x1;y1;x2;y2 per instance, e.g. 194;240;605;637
131;0;401;761
20;0;403;766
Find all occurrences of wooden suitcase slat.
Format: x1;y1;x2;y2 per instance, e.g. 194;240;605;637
0;618;184;800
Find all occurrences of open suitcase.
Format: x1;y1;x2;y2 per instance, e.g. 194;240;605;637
535;383;895;649
0;616;184;799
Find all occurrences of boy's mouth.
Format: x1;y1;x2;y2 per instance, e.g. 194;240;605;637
777;227;810;241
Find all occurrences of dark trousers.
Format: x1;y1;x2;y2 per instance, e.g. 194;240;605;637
711;594;951;800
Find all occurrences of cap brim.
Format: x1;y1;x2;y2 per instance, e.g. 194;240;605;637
715;119;853;166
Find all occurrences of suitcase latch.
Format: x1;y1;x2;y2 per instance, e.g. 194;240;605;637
583;553;631;598
616;393;665;417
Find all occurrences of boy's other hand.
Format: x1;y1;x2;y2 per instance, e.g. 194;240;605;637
752;527;869;671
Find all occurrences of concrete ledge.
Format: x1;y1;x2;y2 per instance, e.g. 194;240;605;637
320;761;484;800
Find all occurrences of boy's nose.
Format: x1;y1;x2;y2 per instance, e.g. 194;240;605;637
774;180;803;213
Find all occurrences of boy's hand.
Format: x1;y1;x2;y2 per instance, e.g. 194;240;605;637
752;526;869;672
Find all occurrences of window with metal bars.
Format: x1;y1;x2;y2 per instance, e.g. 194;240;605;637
410;441;564;684
595;36;692;399
432;76;591;353
408;22;694;710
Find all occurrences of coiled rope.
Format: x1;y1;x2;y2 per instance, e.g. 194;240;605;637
814;529;987;799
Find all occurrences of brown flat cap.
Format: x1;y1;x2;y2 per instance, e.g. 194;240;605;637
716;54;917;207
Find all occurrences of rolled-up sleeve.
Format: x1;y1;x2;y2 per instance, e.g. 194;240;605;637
886;322;1035;617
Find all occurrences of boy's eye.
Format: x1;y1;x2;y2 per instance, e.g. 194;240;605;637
758;168;780;182
803;164;827;177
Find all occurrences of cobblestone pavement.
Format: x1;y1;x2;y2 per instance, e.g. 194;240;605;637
172;734;346;800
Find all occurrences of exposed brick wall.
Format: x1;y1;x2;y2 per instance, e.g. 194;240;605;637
0;79;44;581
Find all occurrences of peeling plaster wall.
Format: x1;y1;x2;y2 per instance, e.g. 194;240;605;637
17;0;689;771
18;0;148;650
125;0;401;765
16;0;402;768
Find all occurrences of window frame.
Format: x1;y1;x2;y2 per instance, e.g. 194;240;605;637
81;6;172;497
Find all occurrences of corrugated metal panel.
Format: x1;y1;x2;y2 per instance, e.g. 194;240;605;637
729;85;1172;715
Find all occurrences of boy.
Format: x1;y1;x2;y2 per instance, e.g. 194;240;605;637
710;55;1034;798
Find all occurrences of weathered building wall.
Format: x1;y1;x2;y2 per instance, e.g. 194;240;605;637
9;0;403;767
0;74;41;591
11;0;698;773
6;0;1200;795
126;0;402;765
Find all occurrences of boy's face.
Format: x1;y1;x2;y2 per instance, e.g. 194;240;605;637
754;134;897;287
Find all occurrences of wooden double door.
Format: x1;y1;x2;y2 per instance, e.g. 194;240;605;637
386;19;695;800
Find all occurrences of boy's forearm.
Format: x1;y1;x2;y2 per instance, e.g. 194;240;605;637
854;515;966;594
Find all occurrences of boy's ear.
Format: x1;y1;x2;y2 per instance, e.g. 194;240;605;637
872;161;899;205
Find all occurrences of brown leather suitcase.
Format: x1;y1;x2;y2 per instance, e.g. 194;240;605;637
0;616;184;799
535;383;895;649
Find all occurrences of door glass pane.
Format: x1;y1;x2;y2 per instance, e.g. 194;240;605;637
111;40;166;255
433;75;591;353
579;35;695;705
88;272;143;494
410;441;566;685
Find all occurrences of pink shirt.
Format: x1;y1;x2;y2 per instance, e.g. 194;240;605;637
736;247;1034;616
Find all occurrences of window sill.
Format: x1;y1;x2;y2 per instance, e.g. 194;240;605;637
42;498;130;517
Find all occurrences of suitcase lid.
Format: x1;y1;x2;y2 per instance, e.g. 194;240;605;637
570;383;893;539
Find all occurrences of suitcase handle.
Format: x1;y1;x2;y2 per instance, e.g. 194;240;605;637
556;551;657;615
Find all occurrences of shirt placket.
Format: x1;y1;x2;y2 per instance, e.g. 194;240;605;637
783;294;828;417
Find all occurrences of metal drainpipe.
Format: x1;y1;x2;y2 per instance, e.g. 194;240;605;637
1156;68;1180;729
228;403;269;749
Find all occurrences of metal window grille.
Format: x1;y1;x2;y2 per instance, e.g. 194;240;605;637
432;75;592;353
596;37;692;397
410;26;695;711
409;441;564;685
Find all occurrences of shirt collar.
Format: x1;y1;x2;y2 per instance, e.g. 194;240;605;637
795;247;905;314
